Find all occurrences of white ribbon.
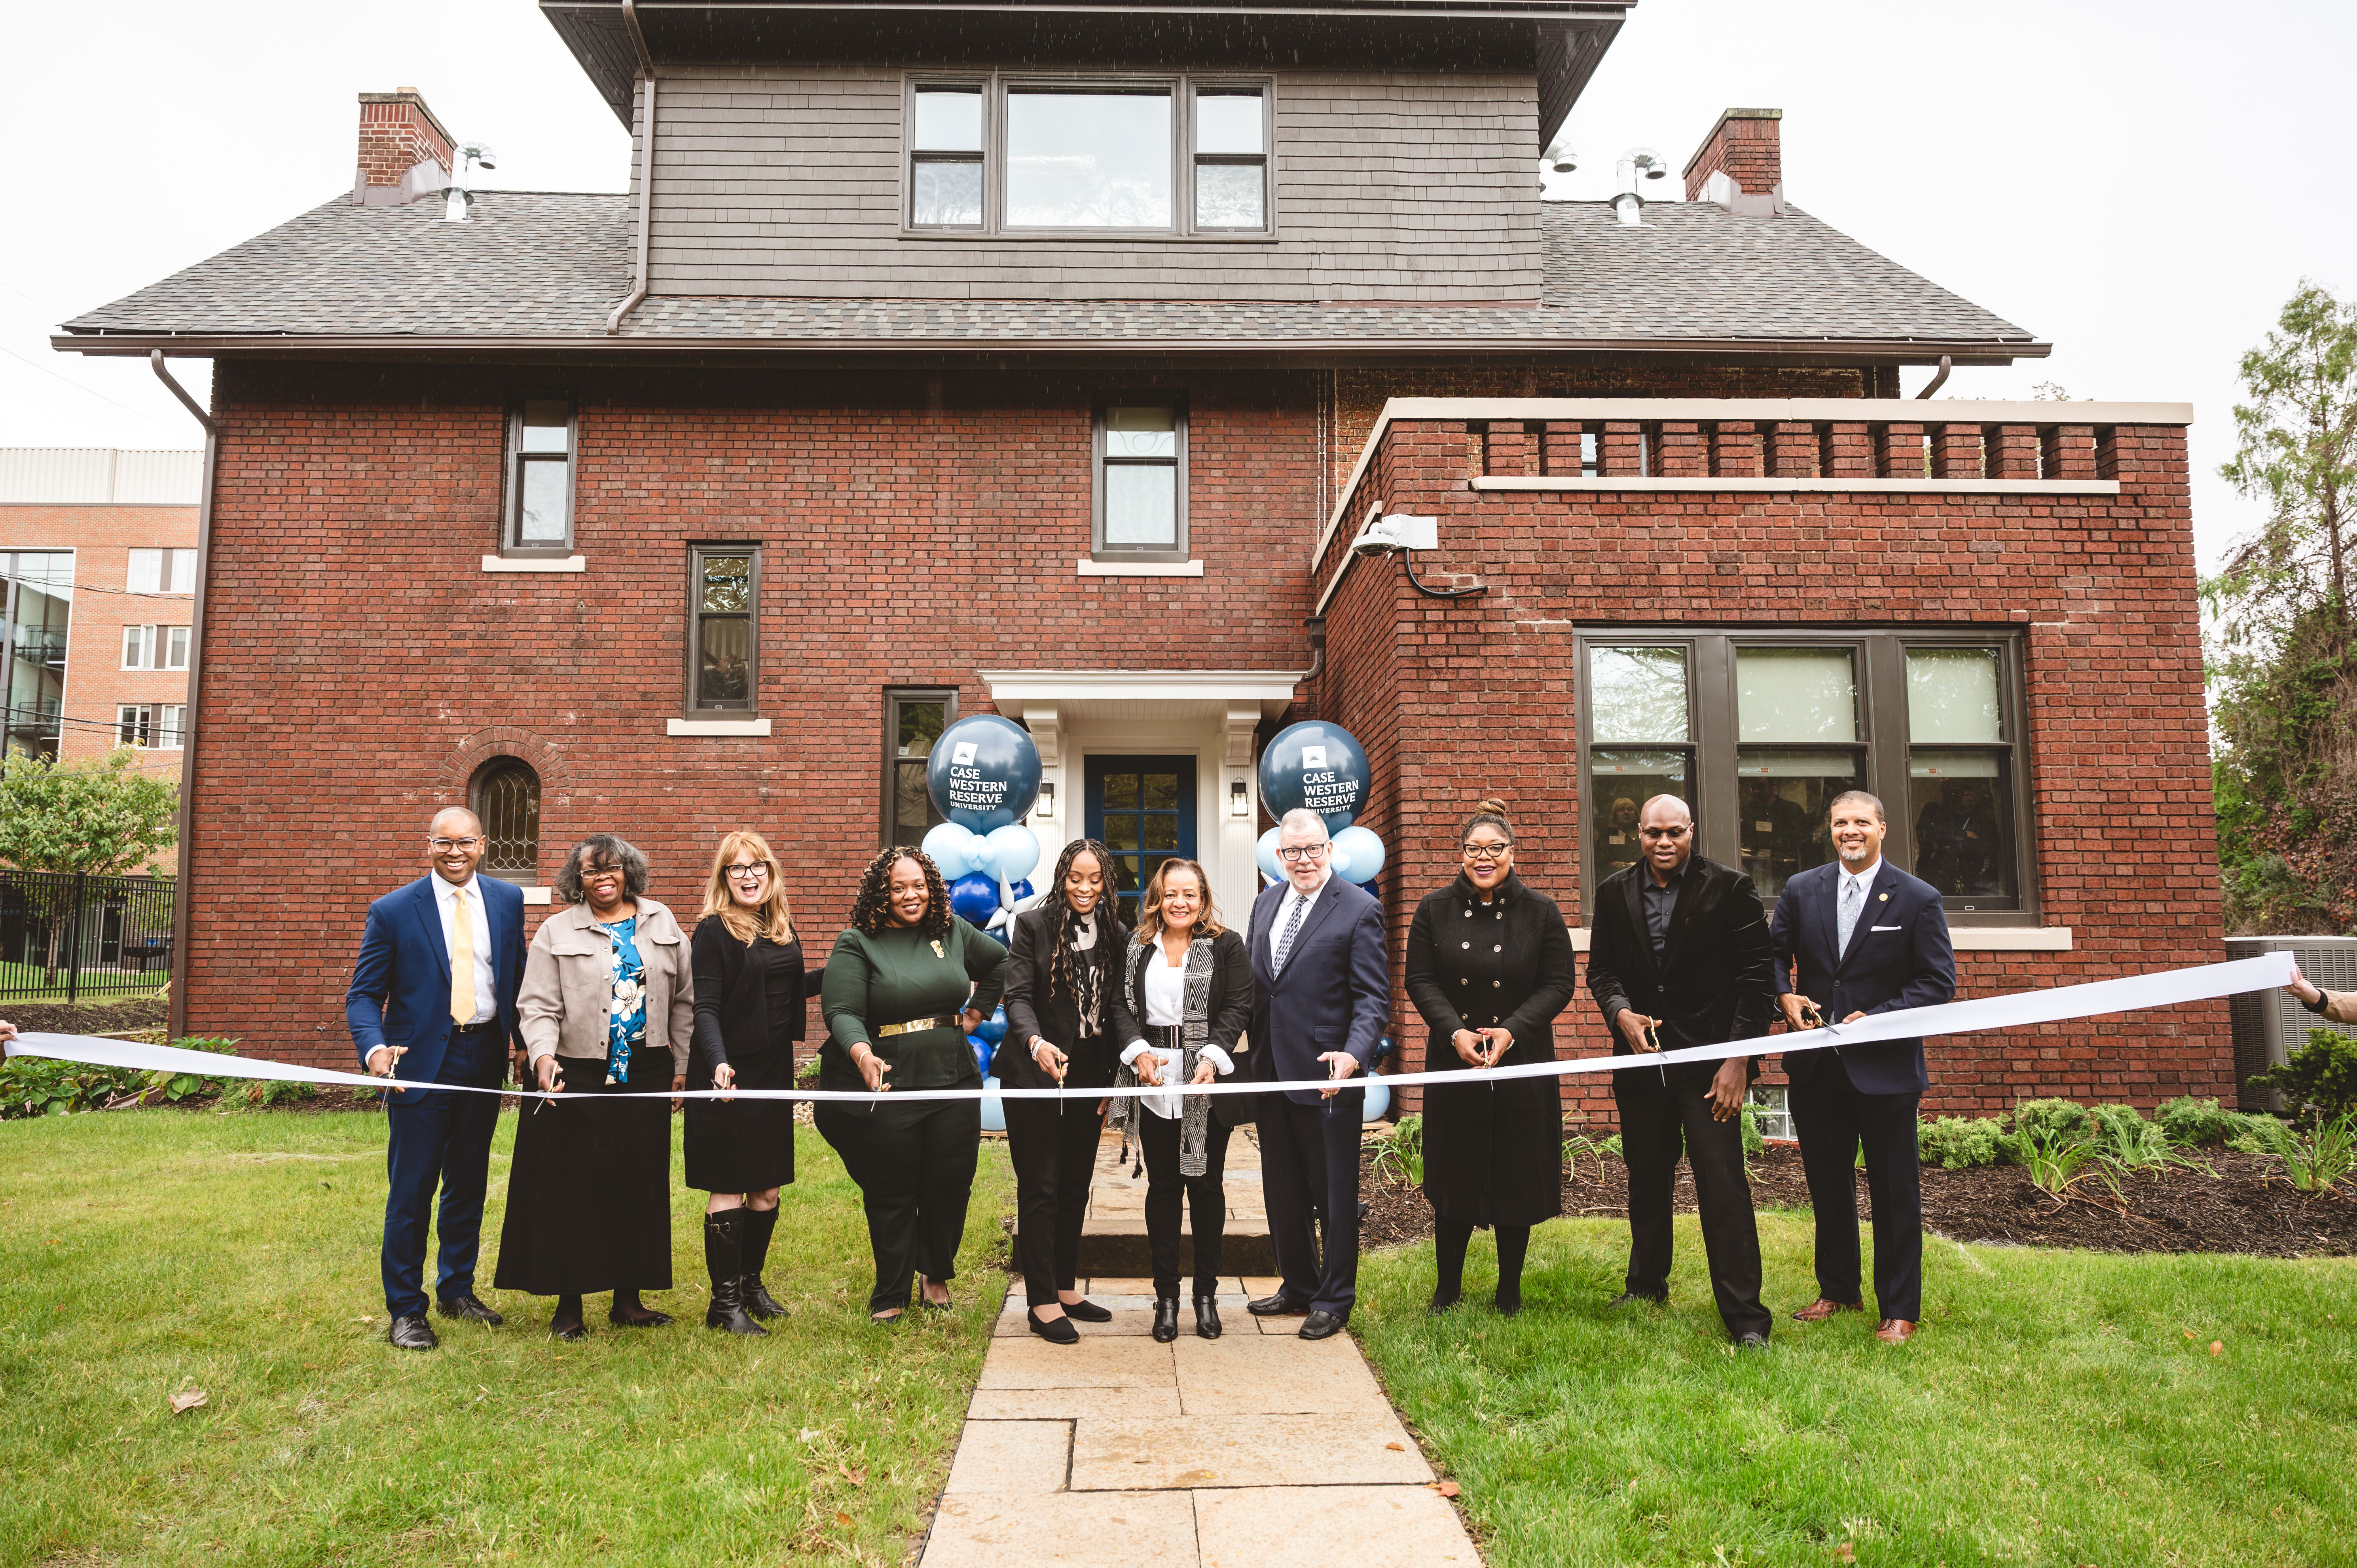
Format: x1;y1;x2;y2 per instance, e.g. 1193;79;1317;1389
3;952;2293;1104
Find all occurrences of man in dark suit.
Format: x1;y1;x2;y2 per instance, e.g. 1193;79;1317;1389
1245;808;1390;1340
346;807;527;1351
1585;794;1775;1348
1770;789;1955;1345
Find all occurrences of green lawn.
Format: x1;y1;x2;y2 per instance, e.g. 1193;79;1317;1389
0;1109;1013;1567
1354;1212;2357;1568
0;957;168;1005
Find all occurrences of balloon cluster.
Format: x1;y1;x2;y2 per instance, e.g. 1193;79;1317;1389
919;715;1046;949
1253;720;1386;887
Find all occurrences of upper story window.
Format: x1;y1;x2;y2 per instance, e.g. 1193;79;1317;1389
1094;395;1188;563
125;548;195;594
905;76;1271;237
117;703;185;749
504;400;575;556
687;545;758;715
121;624;190;671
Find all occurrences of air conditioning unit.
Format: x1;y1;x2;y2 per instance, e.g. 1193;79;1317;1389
2224;935;2357;1112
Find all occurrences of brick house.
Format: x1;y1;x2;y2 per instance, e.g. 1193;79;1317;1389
53;1;2221;1122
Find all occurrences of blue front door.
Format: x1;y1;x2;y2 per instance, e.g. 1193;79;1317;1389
1085;755;1197;927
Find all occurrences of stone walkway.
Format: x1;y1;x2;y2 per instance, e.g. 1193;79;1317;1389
918;1132;1480;1566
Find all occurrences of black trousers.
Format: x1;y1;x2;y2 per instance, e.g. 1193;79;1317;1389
1258;1088;1363;1317
1003;1094;1106;1308
379;1021;504;1318
1614;1069;1770;1340
1790;1071;1923;1323
1140;1111;1232;1300
815;1095;980;1314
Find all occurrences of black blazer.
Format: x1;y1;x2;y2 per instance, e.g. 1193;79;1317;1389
688;914;824;1081
1585;855;1774;1090
1769;859;1956;1096
1001;904;1139;1090
1118;925;1255;1126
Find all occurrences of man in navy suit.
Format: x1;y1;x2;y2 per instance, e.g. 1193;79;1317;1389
1244;808;1390;1340
346;807;527;1351
1769;790;1955;1345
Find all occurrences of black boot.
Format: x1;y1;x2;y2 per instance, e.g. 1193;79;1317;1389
1193;1295;1223;1340
1153;1296;1181;1343
740;1205;787;1321
703;1212;768;1337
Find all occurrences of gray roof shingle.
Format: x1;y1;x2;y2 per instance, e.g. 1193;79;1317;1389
59;191;2039;350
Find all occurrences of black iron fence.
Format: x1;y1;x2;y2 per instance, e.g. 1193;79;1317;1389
0;870;175;1002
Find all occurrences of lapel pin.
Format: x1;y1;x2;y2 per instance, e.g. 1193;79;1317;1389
1879;893;1889;902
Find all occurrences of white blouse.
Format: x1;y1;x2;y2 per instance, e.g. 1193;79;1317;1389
1143;950;1187;1026
1121;941;1236;1097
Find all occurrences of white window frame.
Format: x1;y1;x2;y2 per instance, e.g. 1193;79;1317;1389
125;549;195;594
116;703;185;749
120;624;190;670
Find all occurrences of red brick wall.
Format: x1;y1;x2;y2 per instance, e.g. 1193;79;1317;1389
356;93;453;187
1316;417;2227;1126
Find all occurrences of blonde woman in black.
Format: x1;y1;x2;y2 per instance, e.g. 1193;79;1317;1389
1001;838;1137;1344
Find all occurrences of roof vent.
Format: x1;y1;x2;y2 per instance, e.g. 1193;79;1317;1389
1612;147;1667;227
444;141;499;223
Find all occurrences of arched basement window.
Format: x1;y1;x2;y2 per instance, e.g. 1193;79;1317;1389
472;758;542;884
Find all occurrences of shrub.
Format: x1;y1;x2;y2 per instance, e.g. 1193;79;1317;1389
2228;1115;2295;1157
2280;1113;2357;1193
2016;1122;2118;1205
0;1054;146;1119
144;1036;240;1105
1920;1115;2008;1170
2157;1096;2244;1147
1739;1104;1764;1160
1369;1112;1425;1187
237;1076;317;1109
2247;1029;2357;1122
2012;1098;2090;1144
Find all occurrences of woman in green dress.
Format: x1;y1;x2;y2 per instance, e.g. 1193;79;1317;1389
817;846;1008;1323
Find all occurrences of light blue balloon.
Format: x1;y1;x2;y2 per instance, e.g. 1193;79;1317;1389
980;1076;1007;1133
985;824;1041;885
1361;1070;1390;1122
1332;825;1386;885
1256;826;1283;883
922;822;978;878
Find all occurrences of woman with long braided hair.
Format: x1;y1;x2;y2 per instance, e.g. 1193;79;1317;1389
816;846;1007;1323
1000;837;1137;1343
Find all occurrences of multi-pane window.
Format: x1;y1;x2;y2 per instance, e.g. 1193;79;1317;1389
125;548;196;594
473;757;542;884
120;624;190;671
687;546;757;713
116;703;185;749
1094;396;1187;561
506;400;575;554
905;76;1272;235
2;550;72;762
884;690;956;848
1576;631;2032;918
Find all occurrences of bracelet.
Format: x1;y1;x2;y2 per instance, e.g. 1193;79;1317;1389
2300;989;2331;1016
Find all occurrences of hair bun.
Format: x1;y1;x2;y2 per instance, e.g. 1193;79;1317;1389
1477;797;1510;817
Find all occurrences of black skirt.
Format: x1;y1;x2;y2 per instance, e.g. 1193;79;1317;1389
493;1046;675;1296
685;938;800;1193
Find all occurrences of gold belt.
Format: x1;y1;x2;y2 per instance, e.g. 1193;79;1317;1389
876;1014;957;1038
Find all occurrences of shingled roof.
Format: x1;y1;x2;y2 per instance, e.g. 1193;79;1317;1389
56;191;2041;356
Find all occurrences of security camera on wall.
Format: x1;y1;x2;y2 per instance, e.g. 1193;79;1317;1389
1348;512;1440;556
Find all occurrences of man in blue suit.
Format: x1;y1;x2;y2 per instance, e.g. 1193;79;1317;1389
346;807;527;1351
1244;808;1390;1340
1769;790;1955;1345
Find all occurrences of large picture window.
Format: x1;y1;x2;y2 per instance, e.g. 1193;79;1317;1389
1093;394;1187;562
686;545;758;715
884;689;958;848
504;400;575;556
1576;631;2032;919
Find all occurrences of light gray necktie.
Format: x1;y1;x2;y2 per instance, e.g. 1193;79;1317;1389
1837;875;1864;958
1270;892;1309;977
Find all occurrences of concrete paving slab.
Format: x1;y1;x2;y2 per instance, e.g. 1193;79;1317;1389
942;1420;1072;1494
1068;1413;1434;1491
978;1336;1178;1390
919;1492;1198;1566
969;1386;1183;1421
1195;1485;1478;1567
1172;1333;1392;1416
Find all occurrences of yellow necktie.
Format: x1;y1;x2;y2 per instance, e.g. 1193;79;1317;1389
449;889;478;1026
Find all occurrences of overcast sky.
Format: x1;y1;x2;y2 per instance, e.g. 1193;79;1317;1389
6;0;2351;570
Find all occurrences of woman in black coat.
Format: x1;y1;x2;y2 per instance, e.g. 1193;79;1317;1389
1001;837;1138;1344
1403;798;1578;1316
1105;858;1253;1342
686;830;822;1336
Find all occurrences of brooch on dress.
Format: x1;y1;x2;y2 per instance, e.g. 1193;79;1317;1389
931;939;946;958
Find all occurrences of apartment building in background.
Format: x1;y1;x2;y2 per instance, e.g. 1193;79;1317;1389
0;447;201;775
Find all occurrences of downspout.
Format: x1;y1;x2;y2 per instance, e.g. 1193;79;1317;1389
605;0;657;336
150;351;215;1043
1915;353;1953;399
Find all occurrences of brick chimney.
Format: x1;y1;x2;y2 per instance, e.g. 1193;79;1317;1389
353;87;455;206
1682;107;1784;216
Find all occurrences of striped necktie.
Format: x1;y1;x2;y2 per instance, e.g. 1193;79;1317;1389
1271;892;1310;977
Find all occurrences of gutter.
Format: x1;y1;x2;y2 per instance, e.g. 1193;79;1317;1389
148;351;216;1044
605;0;657;336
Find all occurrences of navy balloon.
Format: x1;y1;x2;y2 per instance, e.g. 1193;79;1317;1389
977;1005;1009;1045
925;714;1042;833
1257;720;1371;834
949;872;1001;925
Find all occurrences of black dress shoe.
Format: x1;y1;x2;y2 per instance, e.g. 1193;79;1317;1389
1152;1298;1180;1342
1734;1331;1770;1352
1608;1290;1667;1310
437;1293;503;1327
1193;1296;1223;1340
1062;1298;1112;1323
1248;1292;1312;1317
1027;1308;1079;1345
387;1313;438;1351
1298;1309;1348;1341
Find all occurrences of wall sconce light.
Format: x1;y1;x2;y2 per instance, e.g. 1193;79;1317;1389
1230;780;1250;818
1036;782;1055;821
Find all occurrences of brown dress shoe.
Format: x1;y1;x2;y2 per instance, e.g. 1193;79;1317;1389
1790;1297;1864;1323
1875;1318;1918;1344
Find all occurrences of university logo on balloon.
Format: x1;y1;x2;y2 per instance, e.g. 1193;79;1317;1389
1256;720;1369;836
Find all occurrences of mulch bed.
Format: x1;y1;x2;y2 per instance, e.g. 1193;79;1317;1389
1359;1143;2357;1260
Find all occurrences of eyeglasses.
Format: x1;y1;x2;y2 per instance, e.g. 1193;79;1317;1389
429;837;484;851
1461;843;1513;861
1275;845;1330;863
580;864;624;879
1639;826;1690;840
726;863;771;881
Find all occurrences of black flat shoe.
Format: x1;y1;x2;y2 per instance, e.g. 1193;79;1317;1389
437;1293;503;1326
1152;1298;1180;1342
610;1306;675;1328
1193;1297;1223;1340
1248;1292;1312;1317
387;1313;438;1351
550;1316;588;1343
1062;1298;1111;1324
1608;1290;1666;1310
1027;1308;1079;1345
1428;1289;1462;1316
1734;1331;1770;1352
1298;1309;1348;1341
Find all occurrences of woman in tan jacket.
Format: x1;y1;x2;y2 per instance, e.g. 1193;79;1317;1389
493;834;695;1341
2286;963;2357;1022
